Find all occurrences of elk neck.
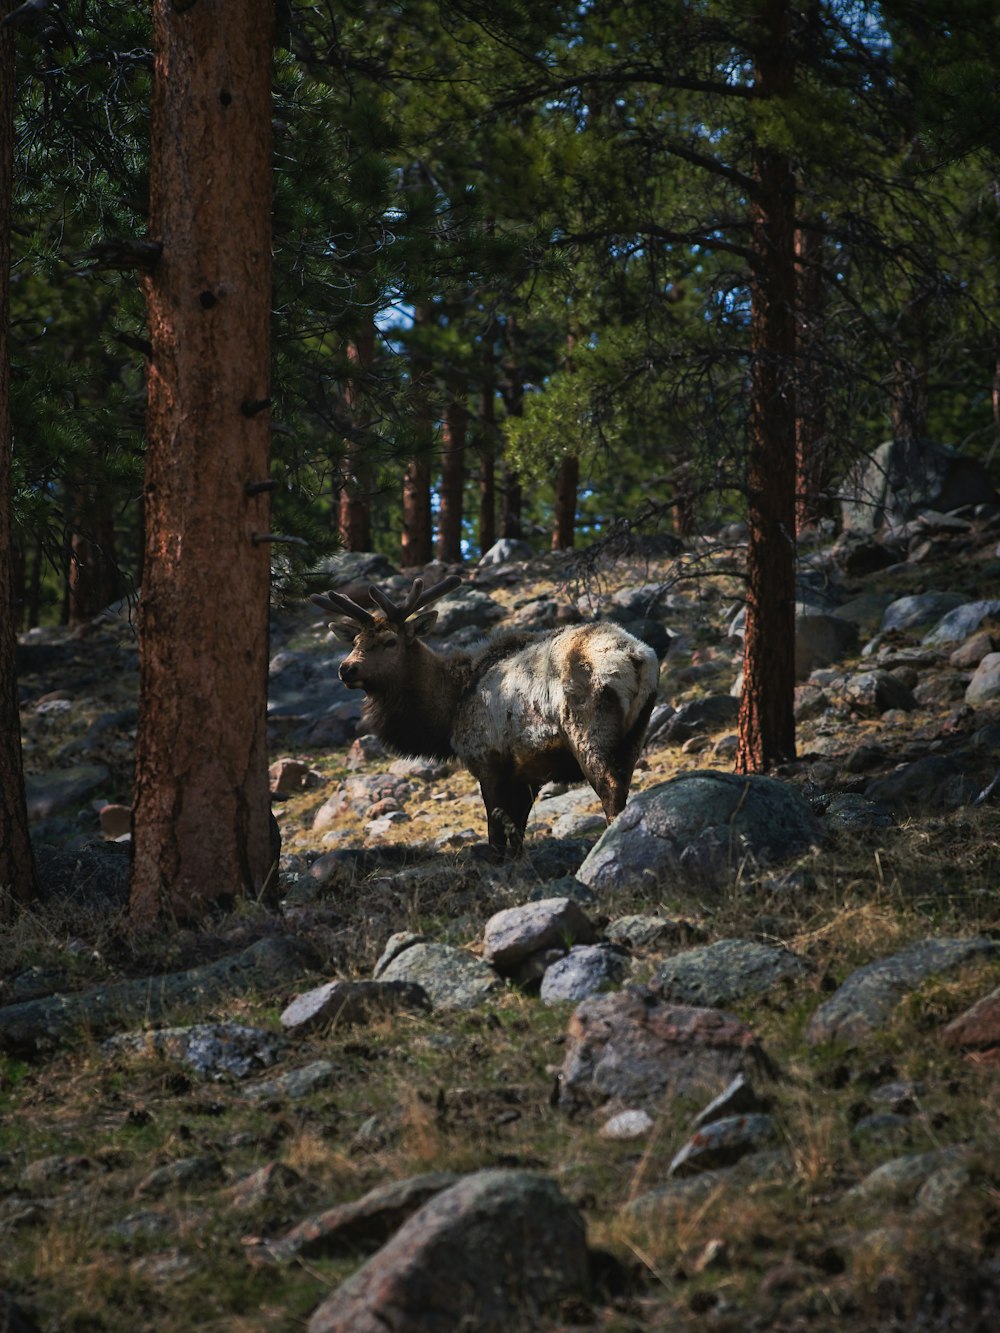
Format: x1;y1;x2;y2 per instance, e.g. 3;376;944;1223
363;640;472;761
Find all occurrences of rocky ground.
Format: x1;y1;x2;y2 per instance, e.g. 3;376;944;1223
3;509;1000;1332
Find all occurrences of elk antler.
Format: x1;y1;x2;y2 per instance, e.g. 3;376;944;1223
368;575;462;625
310;589;375;626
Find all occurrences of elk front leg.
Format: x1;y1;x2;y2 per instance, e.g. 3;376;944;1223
479;768;535;859
568;687;656;823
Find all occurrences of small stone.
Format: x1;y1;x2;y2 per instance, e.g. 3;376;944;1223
99;803;132;838
599;1109;654;1140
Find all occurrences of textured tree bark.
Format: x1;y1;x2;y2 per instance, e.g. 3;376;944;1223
130;1;274;928
68;483;120;626
0;0;39;913
337;323;374;552
478;348;497;556
551;454;579;550
437;387;466;562
736;0;797;775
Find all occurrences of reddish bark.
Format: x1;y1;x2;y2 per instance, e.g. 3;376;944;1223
551;454;579;550
0;0;38;912
130;1;275;928
437;388;466;563
736;0;798;775
68;483;120;626
478;369;497;556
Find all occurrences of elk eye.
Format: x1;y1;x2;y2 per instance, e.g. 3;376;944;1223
383;635;398;647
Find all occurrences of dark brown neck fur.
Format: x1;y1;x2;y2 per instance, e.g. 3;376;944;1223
362;642;472;761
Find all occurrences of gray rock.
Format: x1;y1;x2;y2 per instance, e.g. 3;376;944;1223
822;793;895;833
692;1073;769;1130
807;937;998;1045
376;943;503;1011
242;1060;339;1102
104;1022;287;1080
306;1170;589;1333
605;914;702;950
662;696;739;743
841;670;917;715
879;592;966;634
649;939;812;1008
864;755;977;814
668;1112;778;1177
429;589;506;636
539;945;629;1004
557;987;769;1114
625;1149;791;1226
577;771;820;892
0;936;318;1058
280;980;431;1034
258;1172;459;1263
922;599;1000;647
846;1145;973;1205
135;1155;225;1199
841;437;998;533
24;764;111;821
373;933;428;976
599;1109;655;1140
478;538;533;565
482;898;596;972
794;614;859;679
966;652;1000;704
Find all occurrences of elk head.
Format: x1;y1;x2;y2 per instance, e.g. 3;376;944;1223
311;575;461;691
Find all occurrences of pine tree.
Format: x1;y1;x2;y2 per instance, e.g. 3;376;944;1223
130;0;275;927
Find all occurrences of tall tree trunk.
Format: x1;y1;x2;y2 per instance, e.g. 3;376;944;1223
552;454;579;550
401;302;433;567
437;382;466;563
478;353;497;556
736;0;798;775
130;0;275;928
794;226;828;533
0;0;38;913
337;322;373;551
68;483;120;626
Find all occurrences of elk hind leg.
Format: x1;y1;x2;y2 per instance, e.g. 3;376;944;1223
480;770;536;859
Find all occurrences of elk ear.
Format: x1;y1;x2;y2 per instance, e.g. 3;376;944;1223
407;609;439;638
328;621;359;646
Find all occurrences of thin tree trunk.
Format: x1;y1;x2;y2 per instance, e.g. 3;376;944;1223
0;0;38;911
478;359;497;556
68;483;119;626
552;455;579;550
401;302;434;567
437;384;466;563
130;0;274;928
337;322;374;551
736;0;798;775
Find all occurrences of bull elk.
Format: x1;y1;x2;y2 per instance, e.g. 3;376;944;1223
311;575;660;858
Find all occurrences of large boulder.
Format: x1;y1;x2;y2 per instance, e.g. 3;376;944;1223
307;1169;589;1333
577;771;820;892
841;437;999;534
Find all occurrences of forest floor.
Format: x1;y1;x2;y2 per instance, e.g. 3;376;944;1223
2;531;1000;1331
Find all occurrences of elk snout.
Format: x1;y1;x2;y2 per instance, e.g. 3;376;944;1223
339;660;362;687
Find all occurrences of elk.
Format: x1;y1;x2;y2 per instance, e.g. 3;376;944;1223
311;575;660;858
